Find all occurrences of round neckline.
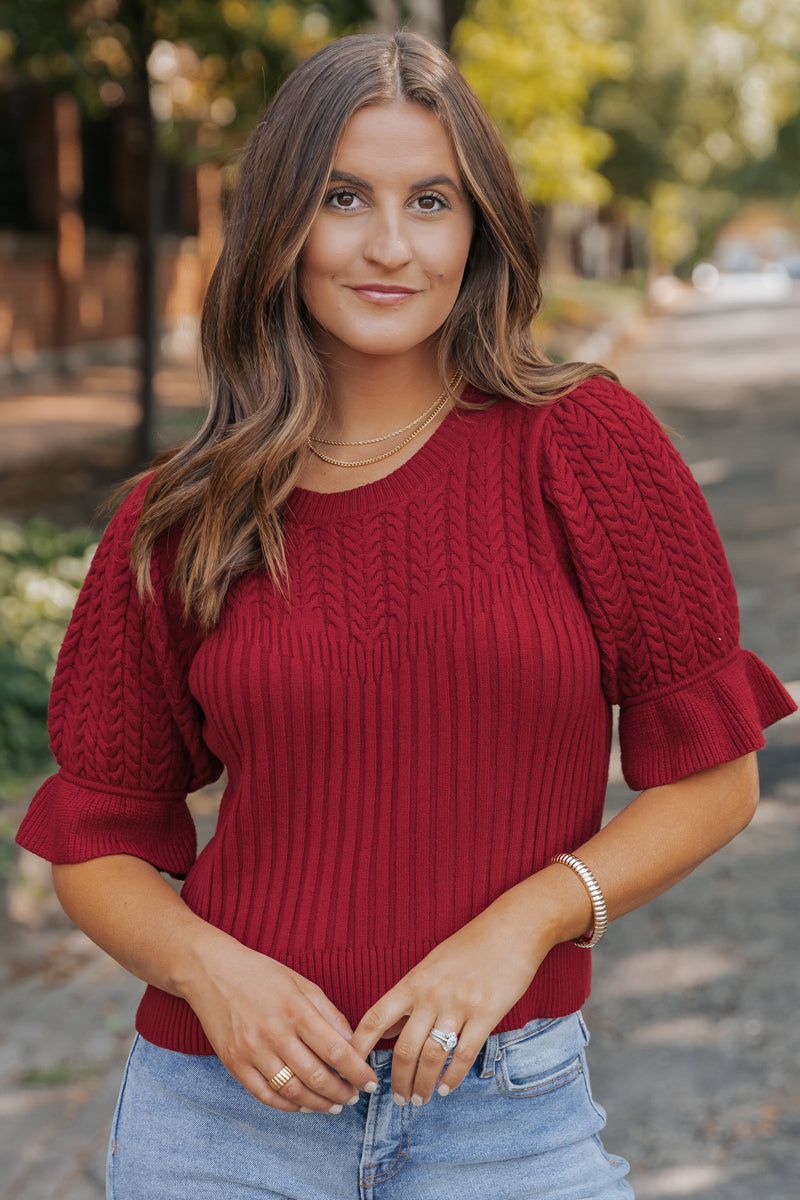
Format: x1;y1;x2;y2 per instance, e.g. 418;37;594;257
286;384;489;523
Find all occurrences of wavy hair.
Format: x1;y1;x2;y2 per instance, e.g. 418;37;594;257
129;31;616;629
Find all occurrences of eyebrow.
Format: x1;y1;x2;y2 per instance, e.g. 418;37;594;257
329;170;464;195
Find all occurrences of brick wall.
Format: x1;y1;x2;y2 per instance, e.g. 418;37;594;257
0;233;207;370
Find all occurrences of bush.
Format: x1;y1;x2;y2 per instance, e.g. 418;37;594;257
0;519;100;799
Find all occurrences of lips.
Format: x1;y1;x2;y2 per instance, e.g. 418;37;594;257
349;284;420;304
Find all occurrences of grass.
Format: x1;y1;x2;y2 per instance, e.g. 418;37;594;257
21;1062;104;1088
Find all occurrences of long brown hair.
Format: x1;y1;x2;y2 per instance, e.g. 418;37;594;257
130;31;616;630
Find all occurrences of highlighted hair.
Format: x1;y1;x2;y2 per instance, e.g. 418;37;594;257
129;32;616;629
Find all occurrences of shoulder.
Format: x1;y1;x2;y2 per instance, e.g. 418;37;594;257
104;474;155;543
84;472;183;614
466;376;671;494
467;375;659;445
103;471;184;574
540;375;662;447
534;375;684;503
86;474;155;577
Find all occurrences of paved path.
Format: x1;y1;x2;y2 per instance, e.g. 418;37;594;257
2;292;799;1198
586;286;800;1199
0;359;208;472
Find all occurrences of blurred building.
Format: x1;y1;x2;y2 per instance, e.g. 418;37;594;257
713;205;800;277
0;83;221;380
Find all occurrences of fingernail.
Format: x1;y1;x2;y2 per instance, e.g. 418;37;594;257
392;1092;406;1106
328;1103;343;1114
300;1106;314;1113
346;1094;360;1106
437;1084;450;1097
411;1093;424;1106
364;1081;378;1094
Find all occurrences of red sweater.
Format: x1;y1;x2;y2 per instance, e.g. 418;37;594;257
16;378;795;1054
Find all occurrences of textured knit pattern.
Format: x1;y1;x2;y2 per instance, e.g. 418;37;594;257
16;377;795;1054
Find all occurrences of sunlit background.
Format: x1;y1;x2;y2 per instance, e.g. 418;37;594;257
2;0;799;431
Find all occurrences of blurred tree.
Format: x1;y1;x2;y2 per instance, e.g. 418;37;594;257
0;0;373;460
369;0;466;44
452;0;629;207
730;107;800;203
0;0;374;148
589;0;800;269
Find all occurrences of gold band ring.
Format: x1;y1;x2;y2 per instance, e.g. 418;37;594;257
268;1065;295;1092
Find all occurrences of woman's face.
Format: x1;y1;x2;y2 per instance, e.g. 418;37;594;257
299;101;474;365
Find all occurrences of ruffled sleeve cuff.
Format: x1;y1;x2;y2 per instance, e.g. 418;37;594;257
619;648;797;792
15;770;197;877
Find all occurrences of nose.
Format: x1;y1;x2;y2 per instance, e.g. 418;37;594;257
363;212;412;270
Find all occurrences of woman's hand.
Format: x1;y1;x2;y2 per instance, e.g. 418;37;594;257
348;754;760;1108
180;938;379;1112
349;891;558;1106
52;855;378;1113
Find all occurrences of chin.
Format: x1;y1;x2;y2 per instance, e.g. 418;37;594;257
323;320;450;362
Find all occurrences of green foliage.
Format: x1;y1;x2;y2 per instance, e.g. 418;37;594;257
6;0;799;270
451;0;800;264
0;0;374;158
21;1061;104;1087
730;108;800;201
453;0;630;205
589;0;800;264
0;520;98;797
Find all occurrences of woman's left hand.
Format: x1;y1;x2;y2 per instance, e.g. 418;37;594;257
349;893;553;1106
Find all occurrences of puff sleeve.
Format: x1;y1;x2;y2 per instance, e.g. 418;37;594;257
15;480;222;875
539;377;796;791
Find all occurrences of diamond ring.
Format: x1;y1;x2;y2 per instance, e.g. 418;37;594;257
429;1028;458;1053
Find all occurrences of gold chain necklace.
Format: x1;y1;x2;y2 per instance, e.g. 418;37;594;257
312;390;445;446
307;372;462;469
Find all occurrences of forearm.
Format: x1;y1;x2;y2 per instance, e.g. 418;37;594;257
52;854;378;1108
52;854;233;1000
345;753;760;1103
491;752;760;959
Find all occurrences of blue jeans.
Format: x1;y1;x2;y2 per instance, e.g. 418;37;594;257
107;1013;633;1199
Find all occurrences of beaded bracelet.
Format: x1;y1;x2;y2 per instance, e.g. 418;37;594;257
550;853;608;948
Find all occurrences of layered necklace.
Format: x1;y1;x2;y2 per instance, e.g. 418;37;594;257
307;371;463;468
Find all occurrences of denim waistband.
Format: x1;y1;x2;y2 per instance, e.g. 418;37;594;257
368;1038;497;1077
366;1016;565;1079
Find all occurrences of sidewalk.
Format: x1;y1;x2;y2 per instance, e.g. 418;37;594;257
0;356;209;526
585;289;800;1198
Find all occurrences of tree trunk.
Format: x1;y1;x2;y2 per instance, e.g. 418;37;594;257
370;0;464;43
196;129;224;295
440;0;465;48
133;89;161;465
122;0;160;465
53;92;84;356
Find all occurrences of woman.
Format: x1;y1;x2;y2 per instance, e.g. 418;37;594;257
16;31;795;1199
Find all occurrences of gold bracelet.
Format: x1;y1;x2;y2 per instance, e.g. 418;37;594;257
550;853;608;948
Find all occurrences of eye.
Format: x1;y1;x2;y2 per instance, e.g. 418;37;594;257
412;192;449;213
325;187;365;211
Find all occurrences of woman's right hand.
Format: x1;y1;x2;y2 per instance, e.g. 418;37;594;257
52;855;377;1113
180;938;379;1112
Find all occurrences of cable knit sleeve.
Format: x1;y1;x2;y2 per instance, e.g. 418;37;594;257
15;479;222;875
539;376;796;791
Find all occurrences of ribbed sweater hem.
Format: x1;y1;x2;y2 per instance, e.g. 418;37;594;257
134;941;590;1055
